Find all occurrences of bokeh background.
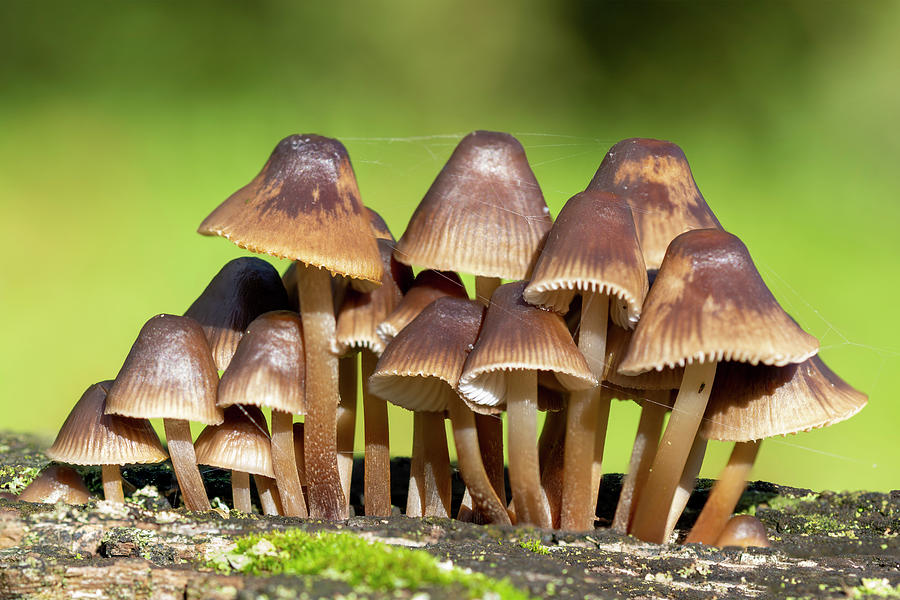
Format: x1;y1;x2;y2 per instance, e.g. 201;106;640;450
1;1;897;492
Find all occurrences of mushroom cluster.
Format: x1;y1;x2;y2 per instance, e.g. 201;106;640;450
27;132;866;547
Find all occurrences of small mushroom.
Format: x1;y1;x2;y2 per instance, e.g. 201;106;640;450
715;515;770;548
19;465;91;504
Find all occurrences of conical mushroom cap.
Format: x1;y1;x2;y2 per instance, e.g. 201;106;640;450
198;134;383;289
458;281;597;413
366;207;394;241
217;311;305;414
603;323;683;390
334;239;414;356
375;270;467;345
587;138;722;271
700;356;867;442
619;230;819;374
524;190;648;328
370;297;484;413
184;257;292;371
18;465;91;504
394;131;552;279
106;316;223;425
194;405;275;477
49;381;168;466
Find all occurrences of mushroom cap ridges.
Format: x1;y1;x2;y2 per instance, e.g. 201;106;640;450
184;257;291;371
194;405;275;477
375;270;467;346
394;130;552;279
619;229;819;374
218;310;306;414
18;465;91;504
524;190;648;328
603;322;683;390
105;315;223;425
198;134;383;286
587;138;721;270
49;381;168;466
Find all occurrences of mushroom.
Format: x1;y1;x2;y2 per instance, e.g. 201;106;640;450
18;465;91;504
375;270;467;347
199;134;383;520
715;515;770;548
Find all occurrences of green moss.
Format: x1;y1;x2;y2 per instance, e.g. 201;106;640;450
205;529;533;599
518;538;549;555
0;465;40;493
846;578;900;598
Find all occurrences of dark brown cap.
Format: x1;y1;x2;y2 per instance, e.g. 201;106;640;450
524;190;648;328
458;281;596;413
700;356;867;442
394;131;552;279
370;297;484;412
619;230;819;374
375;270;467;345
198;134;383;288
18;465;91;504
366;207;394;241
587;138;721;271
184;257;291;371
603;323;683;390
716;515;770;548
49;381;168;466
194;405;275;477
217;311;305;414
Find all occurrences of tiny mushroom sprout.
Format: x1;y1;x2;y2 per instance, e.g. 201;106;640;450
199;134;383;520
105;315;221;510
49;380;167;503
715;515;770;548
18;465;91;505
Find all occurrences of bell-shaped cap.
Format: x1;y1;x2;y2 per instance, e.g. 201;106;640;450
524;191;648;328
18;465;91;504
458;281;596;413
198;134;383;288
716;515;770;548
603;323;683;390
49;381;168;466
366;207;394;241
587;138;722;271
700;356;867;442
394;131;552;279
218;311;305;414
334;239;414;356
375;270;467;346
370;297;484;413
194;405;275;477
106;315;223;425
184;257;292;371
619;230;819;375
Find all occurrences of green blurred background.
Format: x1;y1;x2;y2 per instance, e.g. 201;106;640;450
1;1;897;492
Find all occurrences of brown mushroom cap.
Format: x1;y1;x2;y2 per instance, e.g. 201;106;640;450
458;281;597;413
198;134;383;288
603;322;683;390
194;405;275;477
375;270;467;345
217;311;305;415
366;207;394;241
586;138;722;271
715;514;770;548
18;465;91;504
619;229;819;375
184;257;292;371
394;131;552;279
524;190;648;328
49;381;168;466
700;356;867;442
105;315;223;425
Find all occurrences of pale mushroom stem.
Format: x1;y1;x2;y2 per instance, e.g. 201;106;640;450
101;464;124;503
297;263;347;520
630;361;718;543
665;435;708;538
685;440;761;545
508;370;552;528
232;471;251;513
337;355;358;507
448;395;511;525
421;411;452;517
538;406;567;467
362;349;391;516
163;418;211;511
612;395;667;534
271;410;307;517
588;391;612;520
254;475;283;516
561;292;609;531
540;423;565;528
406;413;425;517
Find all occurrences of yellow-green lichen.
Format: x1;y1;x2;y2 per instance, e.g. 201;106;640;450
518;538;549;555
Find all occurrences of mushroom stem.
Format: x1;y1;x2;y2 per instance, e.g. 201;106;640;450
448;395;511;525
630;361;718;543
163;418;210;511
271;410;307;517
588;392;612;520
507;370;552;528
561;291;609;531
337;355;358;507
612;395;667;534
362;349;391;516
540;422;565;528
539;407;567;467
457;489;475;523
665;434;708;538
685;440;761;545
476;413;506;506
475;276;502;306
421;411;452;517
297;263;347;520
254;475;283;515
101;464;124;503
232;471;251;513
406;413;424;517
